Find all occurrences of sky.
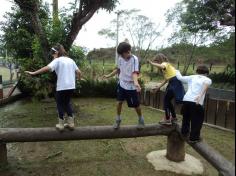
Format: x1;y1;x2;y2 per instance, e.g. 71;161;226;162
0;0;182;50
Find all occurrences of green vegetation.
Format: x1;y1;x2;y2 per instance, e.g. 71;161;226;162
0;98;234;176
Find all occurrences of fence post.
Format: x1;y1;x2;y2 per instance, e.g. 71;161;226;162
0;75;3;99
0;142;7;165
166;130;185;162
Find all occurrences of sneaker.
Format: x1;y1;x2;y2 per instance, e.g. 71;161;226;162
159;119;172;125
56;118;64;131
113;119;121;130
137;118;145;130
64;116;75;130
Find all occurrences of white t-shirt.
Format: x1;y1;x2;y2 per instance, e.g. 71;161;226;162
48;56;79;91
176;70;212;105
117;55;139;90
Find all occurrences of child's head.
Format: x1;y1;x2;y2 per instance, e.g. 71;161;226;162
117;42;132;59
50;43;67;58
153;53;169;64
196;64;209;75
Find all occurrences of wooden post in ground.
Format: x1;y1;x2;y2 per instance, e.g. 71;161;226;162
0;75;3;99
166;130;185;162
0;143;7;164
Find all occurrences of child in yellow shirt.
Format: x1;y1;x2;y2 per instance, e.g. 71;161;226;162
148;53;185;125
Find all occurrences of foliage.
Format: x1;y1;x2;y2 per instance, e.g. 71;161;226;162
165;0;235;74
209;65;235;84
181;0;235;31
158;32;235;65
75;78;118;98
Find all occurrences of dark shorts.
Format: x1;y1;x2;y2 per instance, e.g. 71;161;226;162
117;84;140;108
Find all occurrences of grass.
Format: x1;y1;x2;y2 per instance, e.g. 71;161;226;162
0;66;17;81
0;98;234;176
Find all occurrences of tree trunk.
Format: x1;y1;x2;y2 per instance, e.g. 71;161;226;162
52;0;58;22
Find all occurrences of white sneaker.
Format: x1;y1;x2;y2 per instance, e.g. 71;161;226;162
56;118;65;131
64;116;75;130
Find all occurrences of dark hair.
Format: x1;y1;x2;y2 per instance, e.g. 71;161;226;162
117;42;131;55
153;53;169;63
196;64;209;75
50;43;68;57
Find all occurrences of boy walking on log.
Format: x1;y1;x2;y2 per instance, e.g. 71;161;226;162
103;42;145;130
176;65;212;143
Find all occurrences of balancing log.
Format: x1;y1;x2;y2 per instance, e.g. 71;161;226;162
188;140;235;176
0;124;176;143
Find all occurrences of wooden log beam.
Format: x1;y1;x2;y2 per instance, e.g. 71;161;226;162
188;141;235;176
0;143;7;164
0;124;176;143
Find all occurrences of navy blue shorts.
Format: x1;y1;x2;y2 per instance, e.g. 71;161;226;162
117;84;140;108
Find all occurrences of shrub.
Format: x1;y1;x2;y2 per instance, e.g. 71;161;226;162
209;66;235;84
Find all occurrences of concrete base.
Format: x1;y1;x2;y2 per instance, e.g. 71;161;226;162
146;150;204;175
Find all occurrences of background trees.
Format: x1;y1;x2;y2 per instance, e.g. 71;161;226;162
165;0;235;74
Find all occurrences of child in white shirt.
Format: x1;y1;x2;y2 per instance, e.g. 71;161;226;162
176;65;212;143
103;42;145;130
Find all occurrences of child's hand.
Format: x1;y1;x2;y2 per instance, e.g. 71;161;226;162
24;71;35;76
102;75;109;80
148;60;152;64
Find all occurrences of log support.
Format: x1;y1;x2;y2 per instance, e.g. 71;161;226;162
166;131;185;162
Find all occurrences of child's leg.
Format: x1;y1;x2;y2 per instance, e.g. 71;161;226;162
64;90;74;117
181;102;191;135
116;101;123;119
55;91;65;131
55;91;65;120
135;106;145;128
164;89;175;120
63;90;75;129
189;104;204;141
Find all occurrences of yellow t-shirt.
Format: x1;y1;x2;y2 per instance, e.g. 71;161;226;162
161;62;176;80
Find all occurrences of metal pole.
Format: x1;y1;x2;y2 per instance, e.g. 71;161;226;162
115;12;120;65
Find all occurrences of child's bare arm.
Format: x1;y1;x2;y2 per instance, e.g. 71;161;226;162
158;79;168;89
148;60;165;69
132;73;141;92
103;68;118;79
25;66;51;75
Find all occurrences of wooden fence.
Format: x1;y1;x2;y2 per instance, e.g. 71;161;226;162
140;90;235;131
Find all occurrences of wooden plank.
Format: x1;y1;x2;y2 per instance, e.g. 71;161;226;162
149;91;155;107
159;91;165;110
215;100;227;128
156;91;161;109
144;90;150;106
206;98;217;125
226;102;235;130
